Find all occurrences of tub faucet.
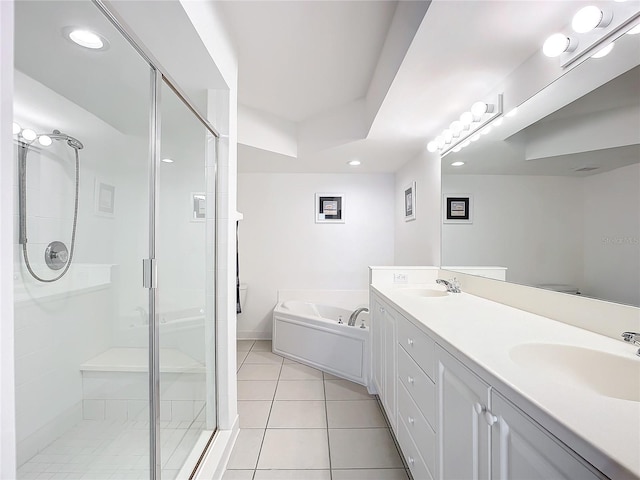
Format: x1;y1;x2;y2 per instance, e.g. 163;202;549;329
621;331;640;357
348;307;369;327
436;278;461;293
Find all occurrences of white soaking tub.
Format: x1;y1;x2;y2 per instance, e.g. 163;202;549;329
272;298;370;386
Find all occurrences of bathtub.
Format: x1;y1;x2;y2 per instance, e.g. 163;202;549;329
272;299;370;386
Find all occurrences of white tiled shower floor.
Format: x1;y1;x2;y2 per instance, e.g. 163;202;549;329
17;414;205;480
226;340;409;480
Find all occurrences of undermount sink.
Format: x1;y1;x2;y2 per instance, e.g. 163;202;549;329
397;287;449;298
510;343;640;402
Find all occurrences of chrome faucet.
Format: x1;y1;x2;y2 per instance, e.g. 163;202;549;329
621;331;640;357
436;278;461;293
348;307;369;327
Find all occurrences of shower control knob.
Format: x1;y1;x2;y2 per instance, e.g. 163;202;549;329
57;250;69;263
44;241;69;271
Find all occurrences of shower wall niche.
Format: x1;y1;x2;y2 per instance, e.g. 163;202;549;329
13;1;217;479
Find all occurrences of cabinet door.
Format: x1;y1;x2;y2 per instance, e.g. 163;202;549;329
437;346;491;480
371;295;384;396
382;306;397;431
492;393;605;480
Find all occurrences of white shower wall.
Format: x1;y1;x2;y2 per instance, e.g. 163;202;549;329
12;70;149;462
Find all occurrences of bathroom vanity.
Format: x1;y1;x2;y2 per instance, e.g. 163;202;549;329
369;270;640;480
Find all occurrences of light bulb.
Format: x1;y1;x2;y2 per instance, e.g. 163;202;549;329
572;6;610;33
443;129;453;142
427;141;438;153
460;112;474;126
13;122;21;135
451;161;465;167
38;135;52;147
543;33;571;57
471;102;488;117
592;42;614;58
452;146;462;153
450;121;463;136
348;159;361;166
69;29;104;49
436;136;445;148
21;129;37;141
161;158;174;163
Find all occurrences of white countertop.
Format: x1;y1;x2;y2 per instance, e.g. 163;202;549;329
372;284;640;480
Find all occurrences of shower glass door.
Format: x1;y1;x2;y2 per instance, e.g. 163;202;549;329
156;78;217;477
13;1;153;478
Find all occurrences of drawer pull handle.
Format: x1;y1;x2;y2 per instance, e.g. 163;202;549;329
407;338;414;346
408;416;414;425
407;376;414;384
408;456;415;465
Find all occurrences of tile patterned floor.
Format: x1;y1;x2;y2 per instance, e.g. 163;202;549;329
17;413;205;480
226;340;409;480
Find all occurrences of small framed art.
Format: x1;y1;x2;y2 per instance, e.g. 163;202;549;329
404;182;416;222
94;178;115;217
315;193;345;223
443;194;473;224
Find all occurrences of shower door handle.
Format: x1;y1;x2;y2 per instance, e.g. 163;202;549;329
143;258;157;288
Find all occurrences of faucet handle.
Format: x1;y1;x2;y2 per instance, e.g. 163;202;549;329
622;331;640;343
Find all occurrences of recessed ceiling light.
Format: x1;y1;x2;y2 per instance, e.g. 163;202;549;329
161;158;174;163
451;161;465;167
348;160;361;166
64;27;109;50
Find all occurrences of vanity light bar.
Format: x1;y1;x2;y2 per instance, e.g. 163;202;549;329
542;2;640;68
428;94;504;158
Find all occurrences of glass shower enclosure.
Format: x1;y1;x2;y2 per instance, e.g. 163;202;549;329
12;1;217;478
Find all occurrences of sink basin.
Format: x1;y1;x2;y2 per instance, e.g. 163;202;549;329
510;343;640;402
397;287;449;298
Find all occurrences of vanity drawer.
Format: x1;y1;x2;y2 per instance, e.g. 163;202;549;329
397;315;435;381
398;379;436;473
398;346;436;427
397;415;434;480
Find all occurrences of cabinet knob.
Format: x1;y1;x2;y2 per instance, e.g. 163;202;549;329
474;403;484;415
408;416;415;425
407;376;414;384
484;411;498;426
407;338;414;346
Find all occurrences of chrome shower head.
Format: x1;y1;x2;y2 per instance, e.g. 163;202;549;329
50;130;84;150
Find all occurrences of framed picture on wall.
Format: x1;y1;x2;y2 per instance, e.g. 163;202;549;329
443;194;473;224
404;182;416;222
191;192;206;222
315;193;345;223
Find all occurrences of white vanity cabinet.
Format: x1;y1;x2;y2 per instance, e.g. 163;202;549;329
491;392;605;480
370;293;397;431
437;345;491;480
436;345;605;480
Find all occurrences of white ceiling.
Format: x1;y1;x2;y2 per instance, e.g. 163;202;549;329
221;0;639;174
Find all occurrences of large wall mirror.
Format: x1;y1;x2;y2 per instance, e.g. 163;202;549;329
441;29;640;307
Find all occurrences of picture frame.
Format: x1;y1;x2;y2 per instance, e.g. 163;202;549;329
443;194;473;224
191;192;206;222
94;178;115;217
404;182;416;222
315;193;345;223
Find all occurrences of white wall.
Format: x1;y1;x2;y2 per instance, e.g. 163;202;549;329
442;174;584;288
583;163;640;306
394;149;441;266
237;173;395;338
0;1;16;476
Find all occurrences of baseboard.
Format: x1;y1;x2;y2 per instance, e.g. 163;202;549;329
236;331;271;340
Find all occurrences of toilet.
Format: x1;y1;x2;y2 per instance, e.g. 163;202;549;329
537;283;581;295
239;283;248;311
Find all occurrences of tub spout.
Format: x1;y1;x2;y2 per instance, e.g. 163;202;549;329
348;307;369;327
